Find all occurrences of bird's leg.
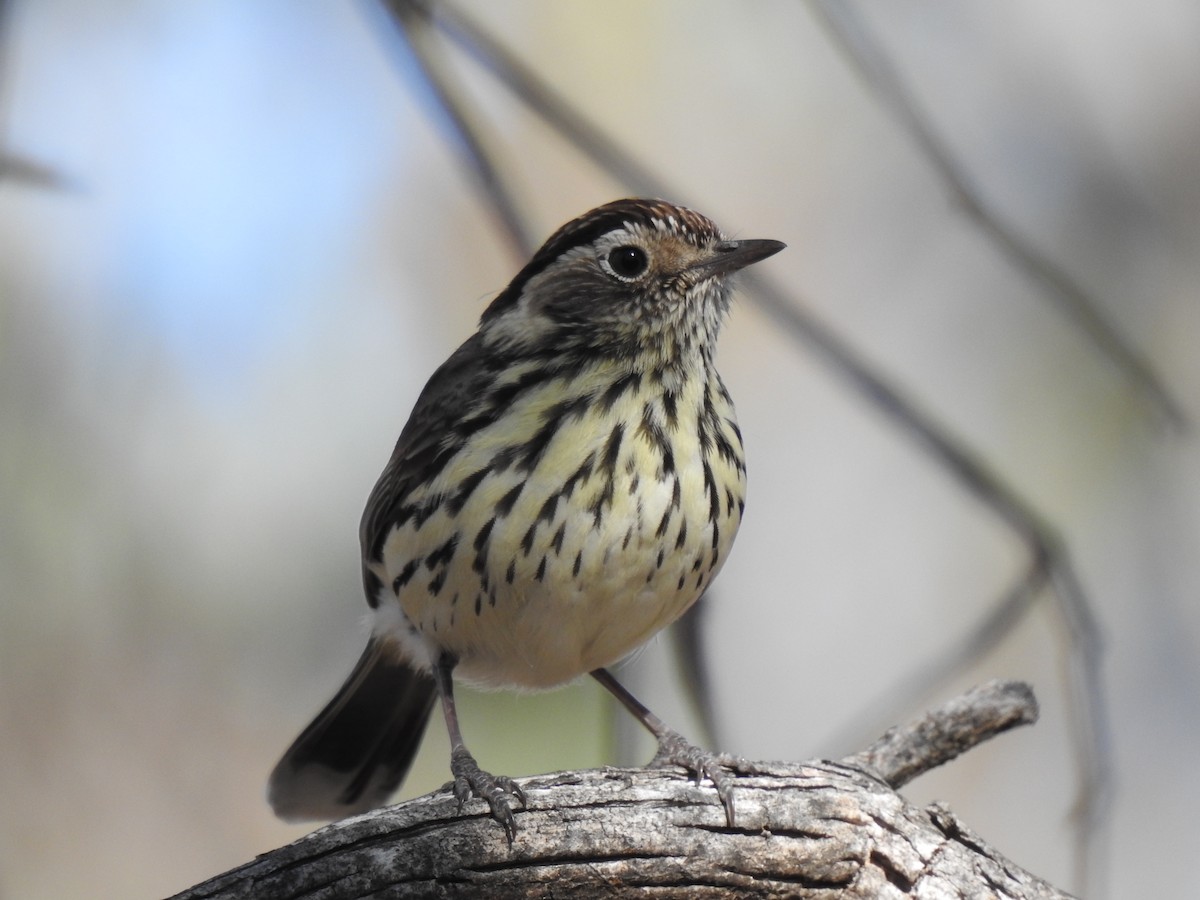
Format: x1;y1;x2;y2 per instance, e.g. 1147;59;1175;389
433;653;526;841
591;667;738;825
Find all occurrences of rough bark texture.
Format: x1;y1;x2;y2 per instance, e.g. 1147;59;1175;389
172;681;1074;899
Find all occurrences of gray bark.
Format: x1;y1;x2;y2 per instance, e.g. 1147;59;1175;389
172;680;1074;899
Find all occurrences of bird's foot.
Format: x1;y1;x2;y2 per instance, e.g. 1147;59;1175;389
650;729;738;826
448;745;526;842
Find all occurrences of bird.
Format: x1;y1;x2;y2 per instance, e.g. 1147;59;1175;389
267;198;785;839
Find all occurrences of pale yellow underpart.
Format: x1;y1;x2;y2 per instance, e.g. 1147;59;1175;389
369;360;745;690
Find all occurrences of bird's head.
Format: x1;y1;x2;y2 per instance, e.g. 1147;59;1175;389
479;199;784;370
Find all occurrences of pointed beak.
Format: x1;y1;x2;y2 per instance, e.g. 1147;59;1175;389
689;238;786;278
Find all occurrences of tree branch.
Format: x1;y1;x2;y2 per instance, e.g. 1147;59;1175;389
172;681;1072;899
848;678;1038;788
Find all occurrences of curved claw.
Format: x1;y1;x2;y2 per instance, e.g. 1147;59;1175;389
650;730;737;826
449;746;525;842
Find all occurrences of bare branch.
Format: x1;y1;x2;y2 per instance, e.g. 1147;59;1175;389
172;683;1072;900
808;0;1187;429
373;0;536;258
410;0;666;200
849;679;1039;788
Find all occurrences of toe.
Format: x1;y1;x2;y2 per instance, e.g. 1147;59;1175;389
652;730;738;826
448;749;524;838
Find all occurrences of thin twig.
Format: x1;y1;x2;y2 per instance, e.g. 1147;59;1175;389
0;0;71;190
409;0;669;200
373;0;536;258
848;679;1039;789
0;152;72;189
808;0;1187;430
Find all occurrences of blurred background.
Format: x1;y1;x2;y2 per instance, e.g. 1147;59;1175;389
1;1;1197;897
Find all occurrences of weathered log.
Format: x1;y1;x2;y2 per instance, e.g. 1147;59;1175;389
172;680;1073;899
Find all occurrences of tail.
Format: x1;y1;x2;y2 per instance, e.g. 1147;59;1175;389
267;638;436;822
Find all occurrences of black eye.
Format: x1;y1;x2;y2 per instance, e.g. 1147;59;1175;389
606;245;649;279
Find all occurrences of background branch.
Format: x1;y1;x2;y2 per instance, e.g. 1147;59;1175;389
809;0;1186;429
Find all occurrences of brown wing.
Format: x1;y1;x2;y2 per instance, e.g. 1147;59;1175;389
358;332;491;572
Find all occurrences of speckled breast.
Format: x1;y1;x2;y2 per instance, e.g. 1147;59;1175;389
372;363;746;689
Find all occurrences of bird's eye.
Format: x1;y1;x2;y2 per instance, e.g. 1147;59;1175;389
606;245;649;280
